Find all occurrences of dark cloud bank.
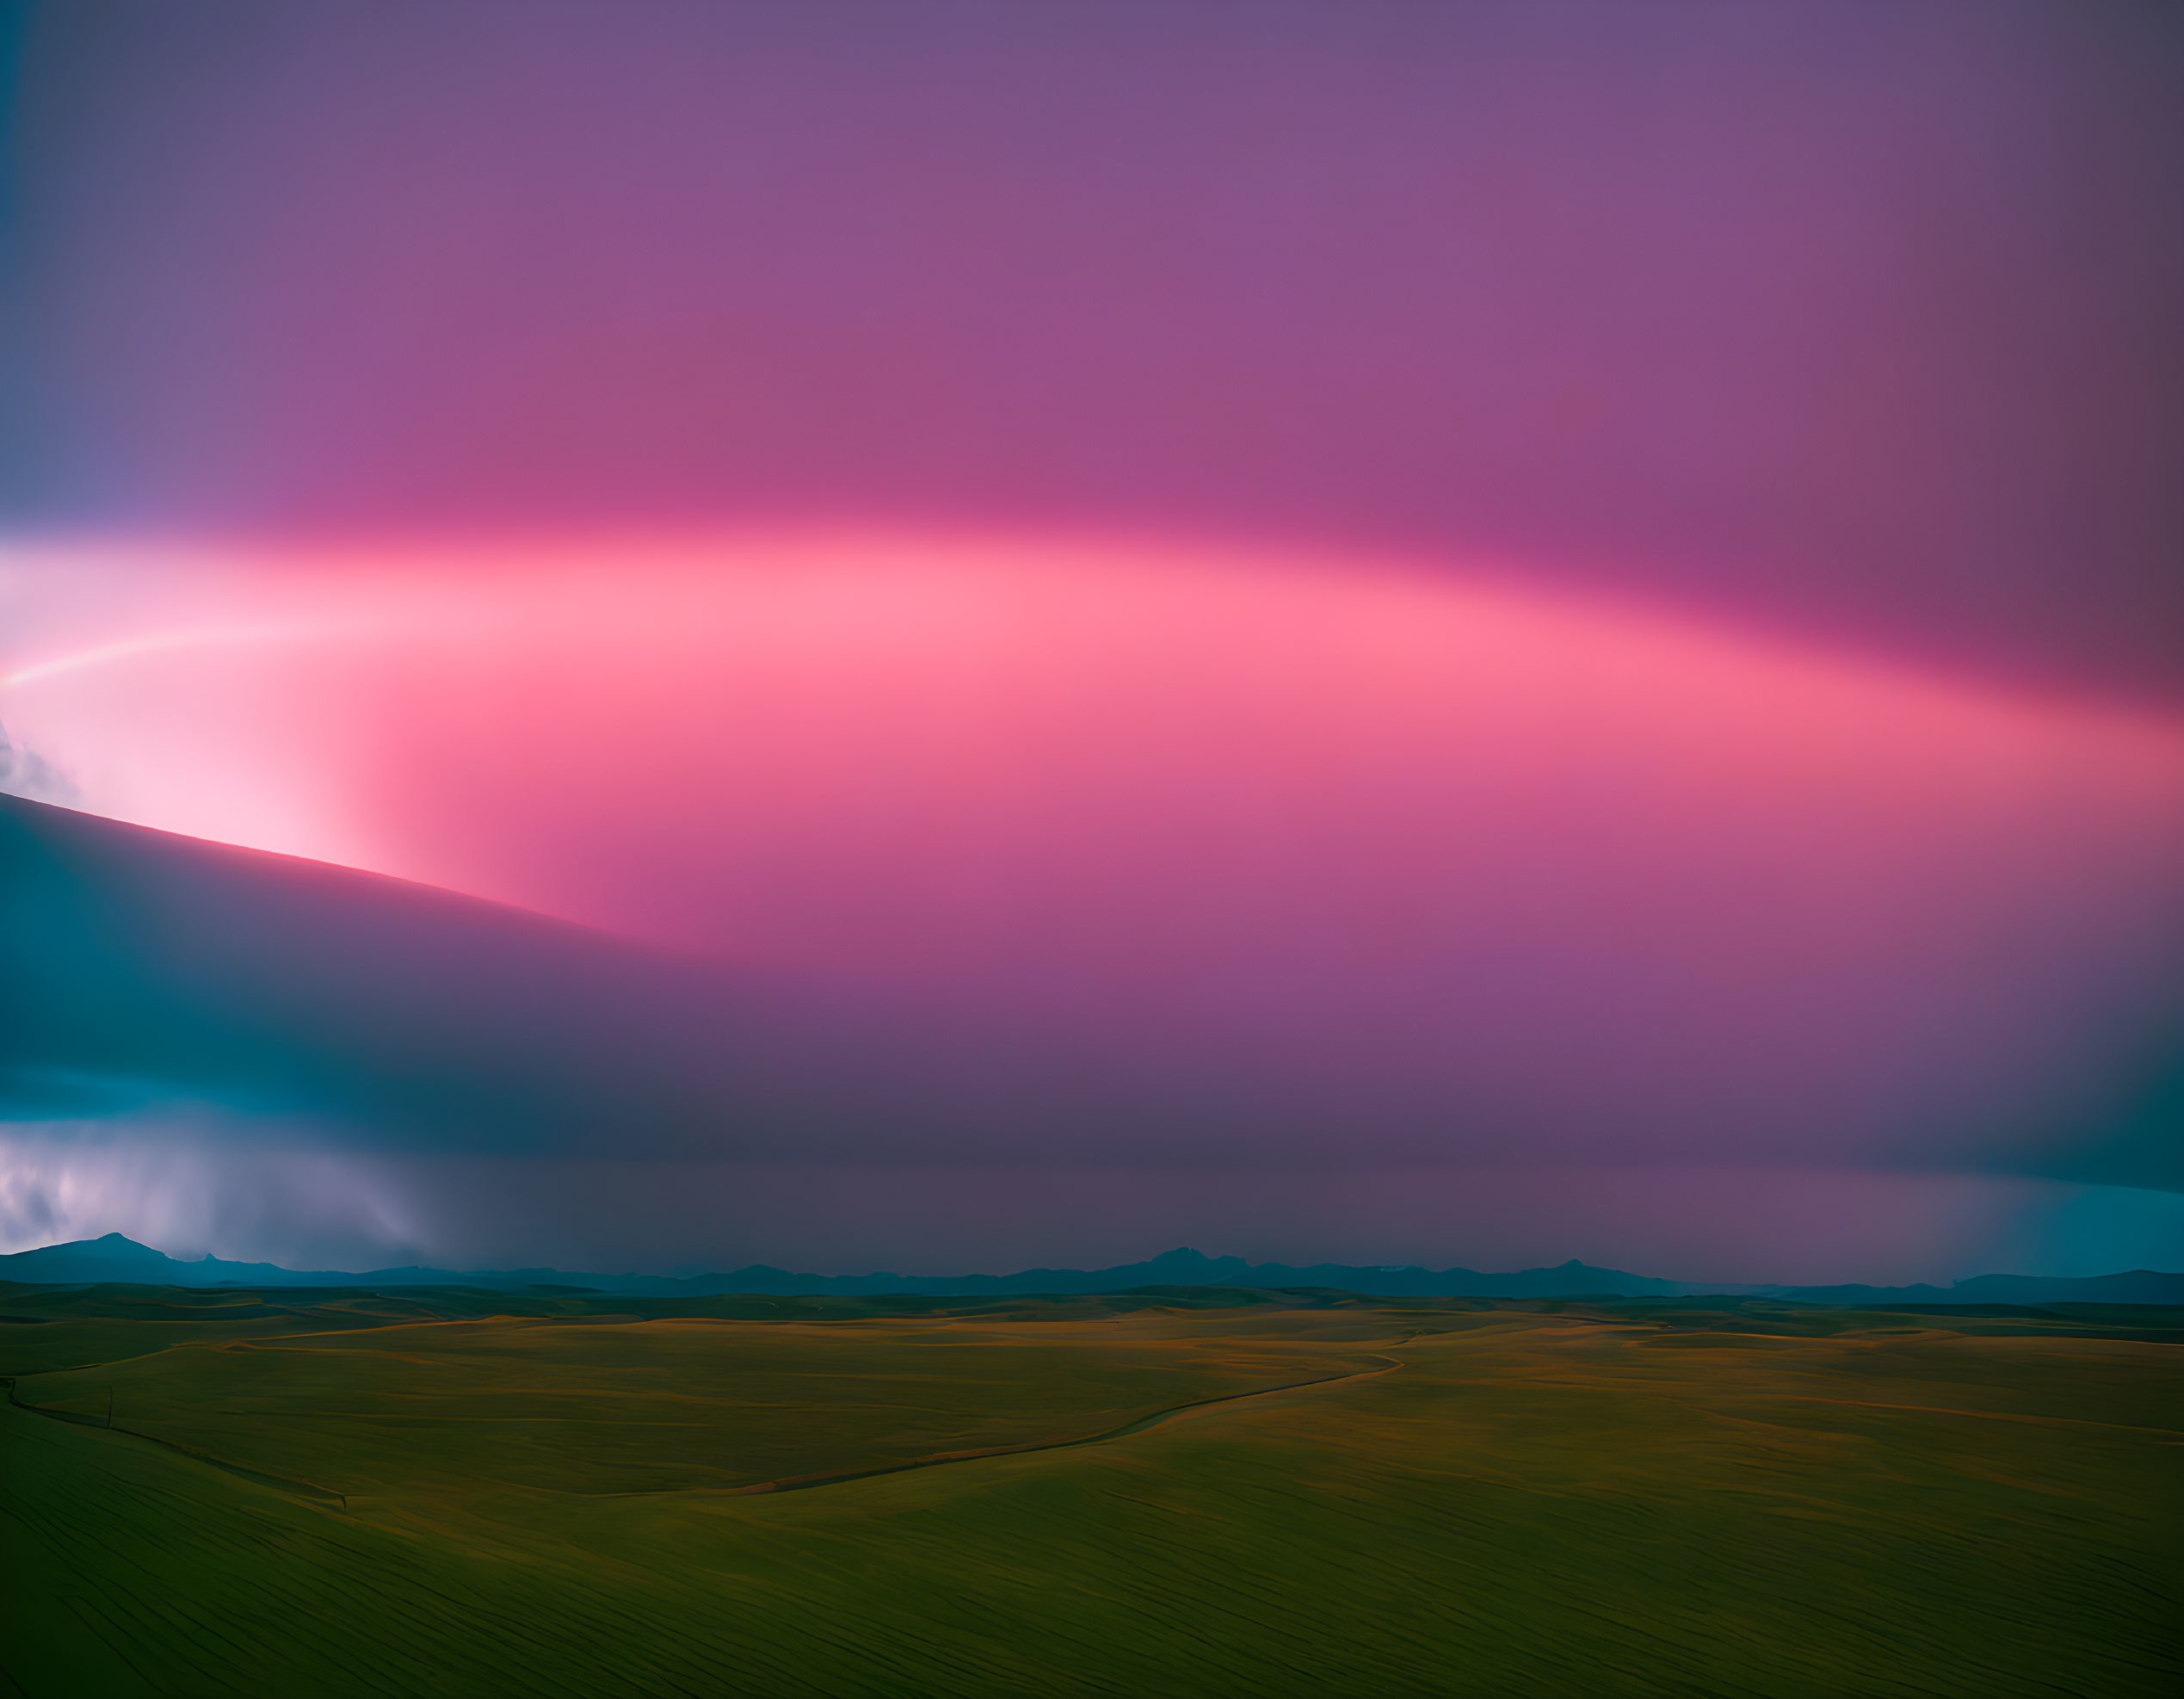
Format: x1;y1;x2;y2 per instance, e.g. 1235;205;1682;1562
7;793;2180;1186
5;793;2181;1281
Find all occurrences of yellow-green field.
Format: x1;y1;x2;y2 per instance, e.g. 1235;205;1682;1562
2;1283;2177;1697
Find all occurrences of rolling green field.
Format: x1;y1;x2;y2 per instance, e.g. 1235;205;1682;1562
2;1283;2177;1698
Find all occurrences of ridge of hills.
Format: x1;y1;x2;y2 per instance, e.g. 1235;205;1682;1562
5;1233;2181;1306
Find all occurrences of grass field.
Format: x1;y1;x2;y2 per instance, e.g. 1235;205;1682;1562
2;1282;2177;1697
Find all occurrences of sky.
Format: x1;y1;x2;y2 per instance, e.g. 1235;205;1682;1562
3;1;2181;1280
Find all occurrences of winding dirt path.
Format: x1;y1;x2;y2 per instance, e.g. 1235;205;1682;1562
3;1331;1418;1510
0;1375;350;1509
728;1342;1413;1498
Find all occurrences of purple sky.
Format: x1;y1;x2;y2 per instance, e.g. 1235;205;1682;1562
3;2;2181;1278
10;0;2183;693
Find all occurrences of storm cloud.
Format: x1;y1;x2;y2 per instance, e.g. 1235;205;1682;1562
3;3;2180;1278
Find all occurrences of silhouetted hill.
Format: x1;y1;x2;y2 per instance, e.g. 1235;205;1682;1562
6;1235;2179;1305
1777;1270;2184;1307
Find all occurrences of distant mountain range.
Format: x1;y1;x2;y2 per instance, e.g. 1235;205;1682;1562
4;1233;2181;1306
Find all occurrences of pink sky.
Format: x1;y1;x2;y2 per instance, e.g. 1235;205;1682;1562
3;3;2179;1276
3;530;2181;1275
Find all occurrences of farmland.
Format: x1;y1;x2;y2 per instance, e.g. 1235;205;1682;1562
3;1284;2177;1697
